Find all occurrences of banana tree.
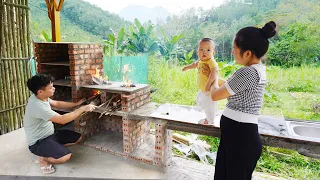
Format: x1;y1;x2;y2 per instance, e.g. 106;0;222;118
40;30;52;42
182;50;194;65
126;19;158;54
158;28;185;60
103;27;129;56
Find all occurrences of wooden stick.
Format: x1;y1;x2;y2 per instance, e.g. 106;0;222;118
80;99;109;117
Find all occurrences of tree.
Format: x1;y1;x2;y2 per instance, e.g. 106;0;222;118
158;28;185;60
126;19;159;54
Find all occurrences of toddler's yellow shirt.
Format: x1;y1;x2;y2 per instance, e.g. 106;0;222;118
197;59;218;92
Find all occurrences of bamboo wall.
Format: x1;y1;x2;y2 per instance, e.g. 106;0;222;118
0;0;32;135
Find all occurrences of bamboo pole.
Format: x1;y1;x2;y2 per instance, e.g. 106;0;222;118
12;0;20;130
6;1;14;132
23;0;31;126
13;0;23;129
16;59;24;128
25;0;31;60
18;0;27;129
0;0;3;57
0;61;6;134
3;60;11;132
16;0;24;130
20;0;26;59
0;0;4;134
2;3;10;133
8;0;16;131
25;0;32;102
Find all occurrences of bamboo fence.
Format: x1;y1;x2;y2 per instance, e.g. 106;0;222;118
0;0;32;135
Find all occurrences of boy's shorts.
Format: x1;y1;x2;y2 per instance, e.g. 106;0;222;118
29;122;81;159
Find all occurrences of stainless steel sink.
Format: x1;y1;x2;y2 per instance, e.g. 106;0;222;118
286;120;320;143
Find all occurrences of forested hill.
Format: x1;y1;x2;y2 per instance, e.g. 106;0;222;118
28;0;129;42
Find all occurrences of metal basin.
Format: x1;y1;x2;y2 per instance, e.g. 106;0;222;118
286;120;320;142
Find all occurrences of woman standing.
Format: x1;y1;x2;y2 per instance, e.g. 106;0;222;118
211;21;277;180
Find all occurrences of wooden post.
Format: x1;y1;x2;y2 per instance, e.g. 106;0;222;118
45;0;64;42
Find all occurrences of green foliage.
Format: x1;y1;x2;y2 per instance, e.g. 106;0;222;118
103;19;186;57
181;50;195;65
103;19;160;56
266;65;320;93
149;60;320;179
268;23;320;67
158;29;185;60
160;0;320;66
62;0;129;39
39;30;52;42
29;0;102;42
103;28;129;56
257;147;320;179
126;19;159;54
217;61;241;77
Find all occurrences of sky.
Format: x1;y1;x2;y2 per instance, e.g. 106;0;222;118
83;0;226;14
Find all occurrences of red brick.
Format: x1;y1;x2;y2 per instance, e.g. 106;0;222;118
71;80;81;86
70;65;80;71
70;70;80;76
132;97;139;104
75;60;85;65
90;65;98;69
85;49;94;54
70;75;80;81
69;55;75;60
95;59;103;63
86;69;96;75
85;59;93;64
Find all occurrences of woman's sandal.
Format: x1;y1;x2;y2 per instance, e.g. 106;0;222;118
40;164;55;174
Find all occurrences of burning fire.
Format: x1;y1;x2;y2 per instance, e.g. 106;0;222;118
123;64;132;87
91;68;110;85
93;90;100;96
93;68;100;78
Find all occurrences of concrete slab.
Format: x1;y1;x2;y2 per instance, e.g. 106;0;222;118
0;128;289;180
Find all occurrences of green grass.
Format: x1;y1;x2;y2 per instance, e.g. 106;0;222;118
262;92;320;121
148;58;320;179
148;59;228;109
266;66;320;93
257;147;320;179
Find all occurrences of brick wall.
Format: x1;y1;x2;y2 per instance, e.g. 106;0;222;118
34;44;69;80
122;116;150;153
121;87;151;112
102;115;123;132
68;43;104;102
74;112;101;139
154;120;173;167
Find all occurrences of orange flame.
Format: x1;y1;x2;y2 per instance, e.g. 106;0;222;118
93;68;100;78
123;64;132;87
93;90;100;96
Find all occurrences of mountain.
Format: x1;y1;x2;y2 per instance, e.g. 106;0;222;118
28;0;129;42
120;5;170;23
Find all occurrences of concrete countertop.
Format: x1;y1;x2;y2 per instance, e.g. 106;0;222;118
114;103;320;157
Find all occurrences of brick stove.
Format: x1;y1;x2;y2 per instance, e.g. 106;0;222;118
34;42;172;167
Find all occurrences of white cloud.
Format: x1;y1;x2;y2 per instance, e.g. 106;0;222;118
84;0;225;14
